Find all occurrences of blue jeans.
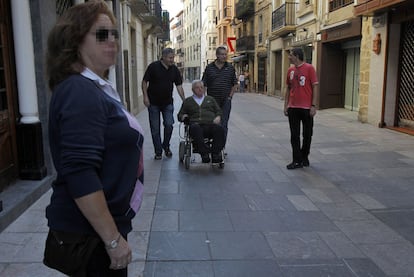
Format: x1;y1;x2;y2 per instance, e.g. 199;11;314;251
239;81;245;92
221;98;232;146
148;104;174;154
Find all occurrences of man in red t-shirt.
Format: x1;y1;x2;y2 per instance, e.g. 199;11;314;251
284;48;319;169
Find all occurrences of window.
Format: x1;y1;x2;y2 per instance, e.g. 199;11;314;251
329;0;353;12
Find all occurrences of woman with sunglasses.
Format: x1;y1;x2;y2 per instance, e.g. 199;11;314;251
44;2;143;276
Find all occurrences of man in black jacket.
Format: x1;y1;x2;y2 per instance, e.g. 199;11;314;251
142;48;185;160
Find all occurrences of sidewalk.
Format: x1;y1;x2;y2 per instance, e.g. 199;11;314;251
1;83;414;276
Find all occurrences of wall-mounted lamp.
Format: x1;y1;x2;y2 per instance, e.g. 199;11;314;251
373;33;381;55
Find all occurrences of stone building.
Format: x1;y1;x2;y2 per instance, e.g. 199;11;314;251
354;0;414;134
170;10;185;76
201;0;218;76
183;0;202;81
254;0;272;94
233;0;255;92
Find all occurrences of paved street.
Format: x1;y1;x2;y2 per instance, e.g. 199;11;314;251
1;82;414;277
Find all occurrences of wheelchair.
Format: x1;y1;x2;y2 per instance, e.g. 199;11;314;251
178;120;225;170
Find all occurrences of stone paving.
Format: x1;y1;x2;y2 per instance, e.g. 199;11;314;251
0;82;414;277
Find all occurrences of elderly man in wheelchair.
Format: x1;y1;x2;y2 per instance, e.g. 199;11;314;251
178;80;225;166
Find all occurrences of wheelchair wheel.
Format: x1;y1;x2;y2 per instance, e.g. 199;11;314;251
179;141;185;162
184;142;191;169
184;155;190;169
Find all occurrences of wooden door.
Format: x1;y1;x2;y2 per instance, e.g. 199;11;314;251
0;0;18;191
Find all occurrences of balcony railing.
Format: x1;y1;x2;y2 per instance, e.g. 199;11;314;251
138;0;162;26
329;0;354;12
272;2;296;34
129;0;150;14
236;35;255;52
235;0;254;20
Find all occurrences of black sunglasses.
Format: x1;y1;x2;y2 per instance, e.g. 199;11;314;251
94;28;119;42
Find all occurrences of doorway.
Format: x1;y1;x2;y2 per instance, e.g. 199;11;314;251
344;46;360;111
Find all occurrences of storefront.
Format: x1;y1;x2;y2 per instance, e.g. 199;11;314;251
318;17;362;110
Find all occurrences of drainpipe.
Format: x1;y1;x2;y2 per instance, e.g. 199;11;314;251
379;13;390;128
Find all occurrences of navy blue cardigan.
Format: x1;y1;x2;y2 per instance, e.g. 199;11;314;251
46;74;144;235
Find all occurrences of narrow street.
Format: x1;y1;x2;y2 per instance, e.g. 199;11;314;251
1;82;414;276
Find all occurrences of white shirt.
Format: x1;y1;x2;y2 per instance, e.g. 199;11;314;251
192;94;205;106
81;68;121;101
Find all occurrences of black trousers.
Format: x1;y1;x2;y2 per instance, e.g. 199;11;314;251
72;241;127;277
189;123;225;154
287;108;313;163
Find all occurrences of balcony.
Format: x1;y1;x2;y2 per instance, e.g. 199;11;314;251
235;0;254;20
158;10;170;41
129;0;150;14
236;35;255;52
354;0;406;16
223;6;232;20
138;0;162;26
133;0;167;38
271;2;296;37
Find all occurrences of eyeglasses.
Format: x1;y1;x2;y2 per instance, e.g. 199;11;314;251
93;28;119;42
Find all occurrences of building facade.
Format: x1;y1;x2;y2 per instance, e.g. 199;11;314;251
201;0;218;76
170;10;185;76
183;0;202;81
354;0;414;133
254;0;272;94
233;0;255;92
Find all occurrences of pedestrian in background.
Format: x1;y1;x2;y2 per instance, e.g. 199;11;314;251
238;72;245;93
284;47;319;170
44;1;144;276
142;48;185;160
202;46;238;148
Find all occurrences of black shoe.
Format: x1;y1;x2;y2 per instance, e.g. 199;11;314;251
211;153;223;163
164;147;172;157
302;158;309;167
154;153;162;160
286;161;303;170
201;153;210;163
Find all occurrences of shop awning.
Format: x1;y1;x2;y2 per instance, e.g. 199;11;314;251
231;55;246;62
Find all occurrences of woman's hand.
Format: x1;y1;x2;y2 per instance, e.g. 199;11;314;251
213;116;221;125
107;236;132;270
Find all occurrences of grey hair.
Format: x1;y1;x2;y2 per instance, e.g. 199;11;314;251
162;48;175;57
191;79;204;89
